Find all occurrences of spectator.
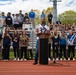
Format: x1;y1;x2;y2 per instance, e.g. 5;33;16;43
19;10;24;27
19;10;24;22
29;9;35;27
2;27;12;61
12;14;15;25
12;30;20;61
68;24;71;30
13;14;22;29
60;31;67;60
23;13;30;24
71;24;75;31
72;23;76;31
0;12;6;27
40;11;45;19
67;30;76;61
5;12;12;27
48;12;53;24
51;29;60;63
19;30;29;61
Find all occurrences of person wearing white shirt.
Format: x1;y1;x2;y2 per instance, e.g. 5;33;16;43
13;14;22;29
0;12;6;27
33;18;50;65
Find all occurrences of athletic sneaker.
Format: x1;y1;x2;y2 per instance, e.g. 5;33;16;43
53;58;55;61
24;59;27;61
64;58;66;61
48;58;51;61
4;59;8;61
56;58;59;61
3;60;6;61
17;58;19;61
73;58;75;61
21;59;23;61
68;58;70;61
60;58;62;61
14;58;16;61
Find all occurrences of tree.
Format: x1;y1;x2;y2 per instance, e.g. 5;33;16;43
46;7;53;14
58;10;76;25
33;9;41;26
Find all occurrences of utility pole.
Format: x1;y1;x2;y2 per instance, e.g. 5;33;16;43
53;0;57;23
50;0;61;23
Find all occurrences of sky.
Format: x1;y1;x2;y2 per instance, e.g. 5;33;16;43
0;0;76;15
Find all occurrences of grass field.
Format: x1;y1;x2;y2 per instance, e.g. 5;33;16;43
0;49;76;60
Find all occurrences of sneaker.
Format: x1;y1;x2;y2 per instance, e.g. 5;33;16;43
68;58;70;61
64;58;66;61
17;58;19;61
14;58;16;61
21;59;23;61
24;59;27;61
48;58;51;61
60;58;62;61
3;60;6;61
4;59;8;61
53;58;55;61
73;58;75;61
56;58;59;61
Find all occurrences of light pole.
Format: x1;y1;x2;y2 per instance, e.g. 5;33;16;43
50;0;61;23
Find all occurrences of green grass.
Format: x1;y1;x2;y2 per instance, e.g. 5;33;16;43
1;49;76;59
9;49;35;59
9;50;14;59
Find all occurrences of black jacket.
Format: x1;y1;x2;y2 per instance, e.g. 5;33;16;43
5;16;12;26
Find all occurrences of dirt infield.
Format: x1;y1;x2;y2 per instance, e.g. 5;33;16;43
0;60;76;75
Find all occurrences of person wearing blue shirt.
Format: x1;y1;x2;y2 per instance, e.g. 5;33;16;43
29;9;35;27
29;9;35;18
59;31;66;60
40;11;45;19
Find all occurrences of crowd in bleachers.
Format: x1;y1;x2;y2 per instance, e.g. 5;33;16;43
0;9;35;29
